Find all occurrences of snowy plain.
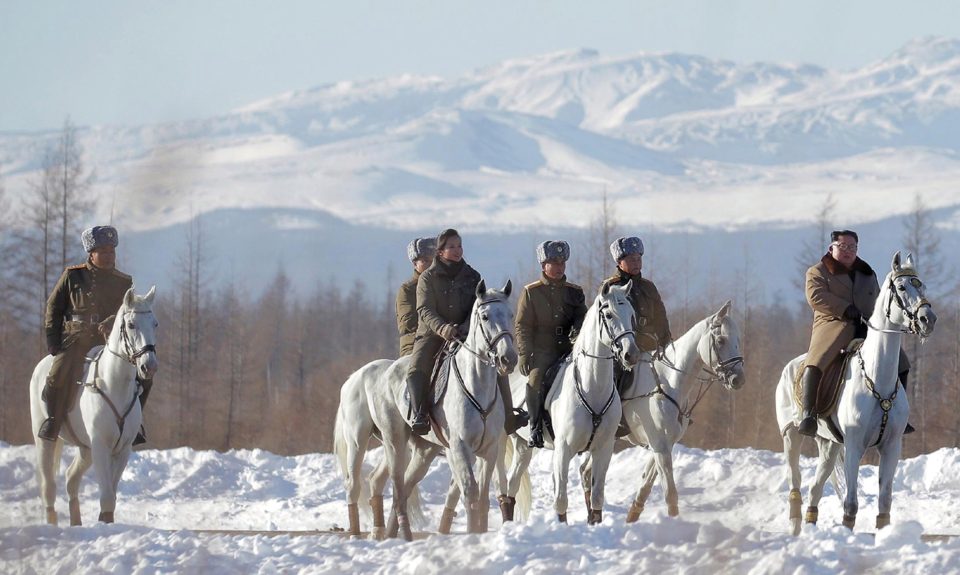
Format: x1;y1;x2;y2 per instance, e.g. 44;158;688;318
2;441;960;573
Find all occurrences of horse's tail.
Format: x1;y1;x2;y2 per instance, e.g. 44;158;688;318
406;483;427;529
831;448;847;503
506;438;533;522
333;404;349;481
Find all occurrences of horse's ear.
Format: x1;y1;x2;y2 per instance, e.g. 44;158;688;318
123;288;136;309
892;251;902;272
622;279;633;294
476;279;487;299
600;281;611;296
145;285;157;305
904;252;916;269
502;279;512;298
716;300;732;319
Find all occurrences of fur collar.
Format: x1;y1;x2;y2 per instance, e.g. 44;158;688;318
821;253;874;277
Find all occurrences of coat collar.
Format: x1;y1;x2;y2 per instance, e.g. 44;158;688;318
820;253;874;277
540;272;566;287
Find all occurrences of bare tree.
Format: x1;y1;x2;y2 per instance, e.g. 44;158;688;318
575;188;620;294
793;192;836;294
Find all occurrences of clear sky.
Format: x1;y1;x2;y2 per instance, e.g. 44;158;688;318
2;0;959;132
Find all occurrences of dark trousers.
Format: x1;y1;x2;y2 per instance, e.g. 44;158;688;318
44;329;98;428
406;334;445;416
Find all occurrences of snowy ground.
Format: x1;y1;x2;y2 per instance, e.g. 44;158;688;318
2;441;959;573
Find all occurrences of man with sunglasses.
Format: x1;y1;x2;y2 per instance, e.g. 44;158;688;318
799;230;913;436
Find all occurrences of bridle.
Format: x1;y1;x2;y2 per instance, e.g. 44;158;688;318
455;297;514;367
864;270;932;336
580;298;636;363
106;309;157;364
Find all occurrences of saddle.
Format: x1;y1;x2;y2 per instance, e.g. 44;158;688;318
403;343;455;424
794;339;864;418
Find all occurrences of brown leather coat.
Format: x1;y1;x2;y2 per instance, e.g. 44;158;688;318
45;262;133;350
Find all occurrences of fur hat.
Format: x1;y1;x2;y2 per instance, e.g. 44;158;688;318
81;226;119;253
609;236;644;262
536;240;571;264
436;228;461;251
407;237;437;261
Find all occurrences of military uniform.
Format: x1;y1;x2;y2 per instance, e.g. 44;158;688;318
405;256;482;432
396;272;420;357
516;273;587;445
600;268;671;353
40;262;133;440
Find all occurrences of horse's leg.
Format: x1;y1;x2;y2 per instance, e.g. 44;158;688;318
101;445;133;523
440;478;461;534
552;443;573;523
448;439;480;533
477;445;498;533
64;445;93;526
587;445;615;525
344;425;372;537
89;443;117;523
653;446;680;517
35;439;60;525
626;455;657;523
495;438;513;522
367;455;390;540
399;443;442;533
841;443;864;530
806;438;840;528
579;454;593;514
876;439;902;530
383;437;412;540
783;426;804;535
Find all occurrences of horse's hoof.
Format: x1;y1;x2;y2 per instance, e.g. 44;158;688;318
876;513;891;530
370;526;386;541
45;508;58;526
588;509;602;525
805;506;818;524
497;495;515;523
398;515;413;542
667;505;679;517
69;500;81;526
98;511;114;523
791;518;801;536
557;513;567;523
625;502;643;523
842;514;856;530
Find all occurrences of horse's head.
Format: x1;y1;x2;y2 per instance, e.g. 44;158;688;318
699;300;745;390
116;286;159;380
472;279;518;374
596;281;641;369
883;252;937;338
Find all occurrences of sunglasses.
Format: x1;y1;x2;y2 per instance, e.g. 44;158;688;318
832;242;858;252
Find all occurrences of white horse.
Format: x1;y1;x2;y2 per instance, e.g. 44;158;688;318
363;279;517;540
776;252;936;534
502;281;640;524
614;301;745;521
29;287;159;525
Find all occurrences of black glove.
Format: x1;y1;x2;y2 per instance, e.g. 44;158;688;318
519;355;532;377
843;304;862;323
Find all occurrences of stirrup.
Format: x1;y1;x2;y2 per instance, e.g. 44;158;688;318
797;415;818;437
133;424;147;446
410;414;430;436
37;418;59;442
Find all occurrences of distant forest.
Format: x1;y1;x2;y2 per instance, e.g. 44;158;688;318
2;121;959;459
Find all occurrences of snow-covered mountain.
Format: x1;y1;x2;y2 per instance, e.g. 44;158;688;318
3;37;960;298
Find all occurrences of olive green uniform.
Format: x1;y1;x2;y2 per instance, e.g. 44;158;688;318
516;274;587;444
40;262;133;439
396;271;421;357
600;268;672;393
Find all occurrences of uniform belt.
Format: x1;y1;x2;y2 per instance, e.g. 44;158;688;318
69;314;100;324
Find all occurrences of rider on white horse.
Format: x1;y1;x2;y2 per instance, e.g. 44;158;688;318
515;240;587;448
798;230;912;437
40;226;152;445
396;237;437;357
601;237;672;394
404;228;526;435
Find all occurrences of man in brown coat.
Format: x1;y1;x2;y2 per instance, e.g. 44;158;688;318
600;236;672;392
397;237;436;357
405;229;525;435
799;230;912;436
516;240;587;448
39;226;152;443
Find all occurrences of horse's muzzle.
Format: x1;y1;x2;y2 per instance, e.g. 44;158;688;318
497;348;518;375
725;370;746;390
620;340;641;369
139;353;159;379
917;307;937;337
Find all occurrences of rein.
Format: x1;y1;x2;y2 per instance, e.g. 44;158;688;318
106;309;157;364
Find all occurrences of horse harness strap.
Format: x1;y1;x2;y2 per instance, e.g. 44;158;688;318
85;346;143;451
857;350;899;447
572;357;617;454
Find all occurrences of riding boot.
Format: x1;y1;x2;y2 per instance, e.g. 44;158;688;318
798;366;822;437
526;384;544;448
37;381;61;441
133;377;153;446
405;372;431;435
499;374;527;434
899;370;915;434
